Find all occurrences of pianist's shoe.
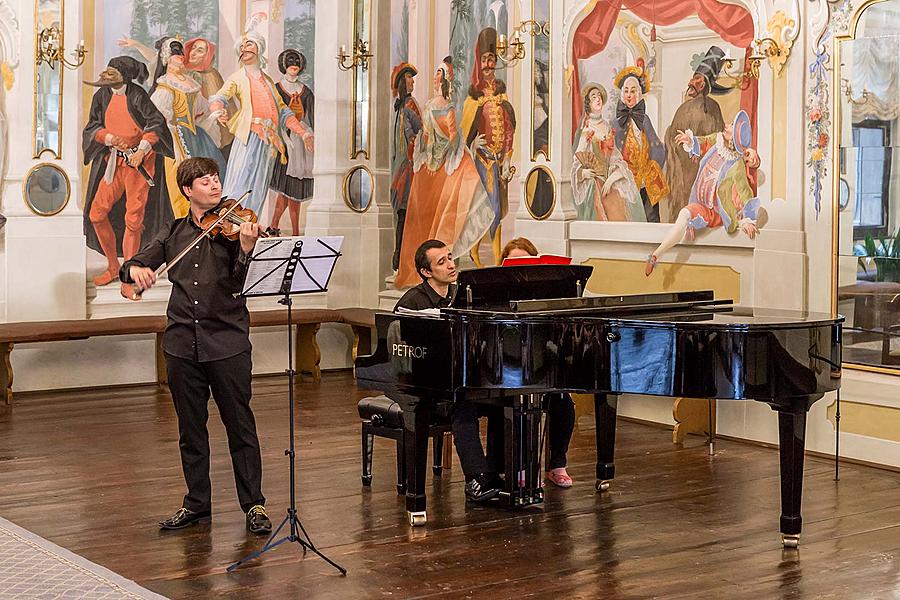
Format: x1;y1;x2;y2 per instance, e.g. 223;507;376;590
158;507;211;530
465;473;501;502
246;505;272;535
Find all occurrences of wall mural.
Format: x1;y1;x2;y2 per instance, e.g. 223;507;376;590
84;2;316;293
389;0;515;289
569;0;761;233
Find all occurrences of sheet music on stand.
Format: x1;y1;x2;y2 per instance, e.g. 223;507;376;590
241;236;343;297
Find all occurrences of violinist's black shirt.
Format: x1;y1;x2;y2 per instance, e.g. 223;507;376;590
121;212;252;362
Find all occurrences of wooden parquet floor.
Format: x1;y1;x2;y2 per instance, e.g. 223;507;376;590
1;372;899;600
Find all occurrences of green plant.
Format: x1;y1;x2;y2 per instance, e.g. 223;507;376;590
853;226;900;282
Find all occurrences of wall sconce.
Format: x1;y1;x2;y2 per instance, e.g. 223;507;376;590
841;78;869;105
337;39;373;72
496;30;526;66
719;37;785;89
35;26;86;70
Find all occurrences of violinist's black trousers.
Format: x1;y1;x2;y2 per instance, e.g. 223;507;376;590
165;350;265;514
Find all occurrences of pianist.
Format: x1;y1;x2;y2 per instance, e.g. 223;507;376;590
501;238;577;488
395;239;504;502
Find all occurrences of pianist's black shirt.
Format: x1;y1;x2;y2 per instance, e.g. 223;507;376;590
120;213;252;362
395;280;452;311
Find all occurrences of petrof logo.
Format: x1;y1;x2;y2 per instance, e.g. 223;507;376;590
392;343;428;359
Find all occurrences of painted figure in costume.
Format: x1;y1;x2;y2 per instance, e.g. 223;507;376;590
82;56;173;294
663;46;727;223
150;38;226;218
210;24;314;217
395;58;493;289
572;83;645;222
612;64;667;223
119;35;233;150
646;110;765;276
183;38;234;149
461;27;516;265
389;62;422;279
267;49;315;237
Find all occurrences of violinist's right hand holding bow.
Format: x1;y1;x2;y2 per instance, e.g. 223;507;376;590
130;266;156;292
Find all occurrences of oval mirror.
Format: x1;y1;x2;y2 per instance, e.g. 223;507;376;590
343;165;373;212
524;166;555;220
23;163;70;216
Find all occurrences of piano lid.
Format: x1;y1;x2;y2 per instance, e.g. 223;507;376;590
450;264;594;310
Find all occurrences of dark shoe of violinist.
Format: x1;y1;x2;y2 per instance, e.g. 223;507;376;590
246;505;272;535
158;507;211;530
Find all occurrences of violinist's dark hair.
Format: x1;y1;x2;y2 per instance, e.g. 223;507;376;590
177;157;220;196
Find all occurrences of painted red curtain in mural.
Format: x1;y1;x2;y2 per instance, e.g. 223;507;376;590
571;0;757;144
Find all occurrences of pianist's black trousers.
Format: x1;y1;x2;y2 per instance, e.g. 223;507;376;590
546;393;576;470
452;402;505;480
166;351;265;514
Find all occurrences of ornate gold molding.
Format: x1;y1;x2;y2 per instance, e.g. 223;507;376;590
765;11;796;76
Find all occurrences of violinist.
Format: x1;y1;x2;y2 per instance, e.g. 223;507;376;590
120;157;272;535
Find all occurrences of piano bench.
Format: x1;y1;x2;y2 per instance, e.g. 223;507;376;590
358;395;452;494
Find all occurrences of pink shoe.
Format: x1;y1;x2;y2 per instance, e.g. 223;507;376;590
645;254;658;277
546;468;573;488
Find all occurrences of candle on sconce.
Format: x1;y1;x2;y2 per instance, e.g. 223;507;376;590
340;45;347;56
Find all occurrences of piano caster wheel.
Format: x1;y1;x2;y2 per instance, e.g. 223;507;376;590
596;480;610;493
361;475;372;486
408;511;427;527
782;534;800;549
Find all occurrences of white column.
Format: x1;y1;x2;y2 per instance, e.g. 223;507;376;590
2;0;85;321
513;0;574;257
305;0;393;308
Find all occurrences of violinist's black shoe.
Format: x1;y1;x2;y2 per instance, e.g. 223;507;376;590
158;507;211;530
265;227;280;237
246;505;272;535
465;473;501;503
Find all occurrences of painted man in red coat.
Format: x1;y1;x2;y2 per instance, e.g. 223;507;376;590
82;56;173;294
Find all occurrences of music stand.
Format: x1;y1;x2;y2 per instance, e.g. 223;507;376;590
227;236;346;575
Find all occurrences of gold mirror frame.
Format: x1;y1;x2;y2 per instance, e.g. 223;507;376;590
350;0;372;159
531;0;550;161
830;0;899;376
33;0;64;159
524;165;556;220
342;164;374;213
22;162;71;216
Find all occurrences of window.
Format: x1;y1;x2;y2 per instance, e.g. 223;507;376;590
852;119;892;239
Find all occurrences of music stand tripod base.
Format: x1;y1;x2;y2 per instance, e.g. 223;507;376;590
227;236;346;575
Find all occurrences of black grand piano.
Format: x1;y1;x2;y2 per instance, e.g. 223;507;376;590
356;265;843;547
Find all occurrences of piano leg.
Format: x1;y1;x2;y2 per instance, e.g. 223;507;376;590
402;400;432;527
502;402;516;508
594;393;619;493
775;397;815;548
500;395;544;508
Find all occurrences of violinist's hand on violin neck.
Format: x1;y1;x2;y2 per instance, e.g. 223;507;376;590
239;221;261;254
130;266;157;292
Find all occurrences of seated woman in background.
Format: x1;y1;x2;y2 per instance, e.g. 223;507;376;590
500;238;577;488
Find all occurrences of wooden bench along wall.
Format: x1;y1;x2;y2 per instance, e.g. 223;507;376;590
0;308;375;405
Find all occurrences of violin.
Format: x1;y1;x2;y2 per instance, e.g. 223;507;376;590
123;191;268;301
198;198;271;241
